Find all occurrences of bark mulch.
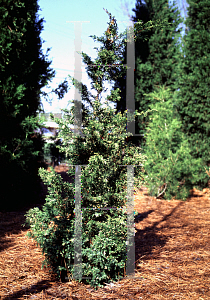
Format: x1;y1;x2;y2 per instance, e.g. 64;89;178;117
0;163;210;299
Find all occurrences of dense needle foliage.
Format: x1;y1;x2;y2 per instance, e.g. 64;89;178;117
173;0;210;190
142;86;203;200
0;0;55;210
24;9;147;289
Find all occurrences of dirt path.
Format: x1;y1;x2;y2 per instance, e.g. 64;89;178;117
0;164;210;299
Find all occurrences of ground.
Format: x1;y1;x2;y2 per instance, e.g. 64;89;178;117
0;163;210;299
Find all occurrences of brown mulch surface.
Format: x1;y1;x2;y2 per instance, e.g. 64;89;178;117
0;163;210;299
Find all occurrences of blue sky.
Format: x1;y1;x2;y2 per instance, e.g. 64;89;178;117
37;0;188;114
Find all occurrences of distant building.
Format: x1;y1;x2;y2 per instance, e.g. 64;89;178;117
34;112;85;141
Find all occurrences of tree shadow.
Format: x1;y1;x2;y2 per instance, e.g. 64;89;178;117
1;192;189;298
0;209;33;252
0;164;75;253
2;278;62;300
134;210;154;223
134;200;186;266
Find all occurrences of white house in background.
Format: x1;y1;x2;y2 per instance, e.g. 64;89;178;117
34;112;85;143
35;112;115;141
41;121;85;140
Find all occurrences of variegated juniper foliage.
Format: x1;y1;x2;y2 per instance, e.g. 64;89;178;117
24;9;148;289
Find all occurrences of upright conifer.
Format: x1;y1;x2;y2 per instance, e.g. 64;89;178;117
112;0;184;148
25;9;147;288
174;0;210;189
0;0;55;210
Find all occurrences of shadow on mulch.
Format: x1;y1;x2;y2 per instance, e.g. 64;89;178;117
2;279;58;300
1;204;183;300
134;200;185;264
1;168;210;299
0;163;75;253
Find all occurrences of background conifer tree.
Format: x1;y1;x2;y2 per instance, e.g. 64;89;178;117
0;0;55;211
173;0;210;190
141;85;203;200
111;0;184;148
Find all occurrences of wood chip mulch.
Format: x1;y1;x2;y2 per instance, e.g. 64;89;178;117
0;163;210;299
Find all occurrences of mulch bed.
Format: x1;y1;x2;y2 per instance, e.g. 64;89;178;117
0;163;210;299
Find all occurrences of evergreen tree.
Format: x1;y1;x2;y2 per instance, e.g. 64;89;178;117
111;0;184;148
0;0;55;211
173;0;210;190
141;85;203;200
113;0;151;116
24;9;146;288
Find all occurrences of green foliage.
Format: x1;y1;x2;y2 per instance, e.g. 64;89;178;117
43;135;66;166
25;99;145;288
173;0;210;189
141;86;204;200
24;166;76;277
24;9;146;289
0;0;55;210
111;0;184;147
